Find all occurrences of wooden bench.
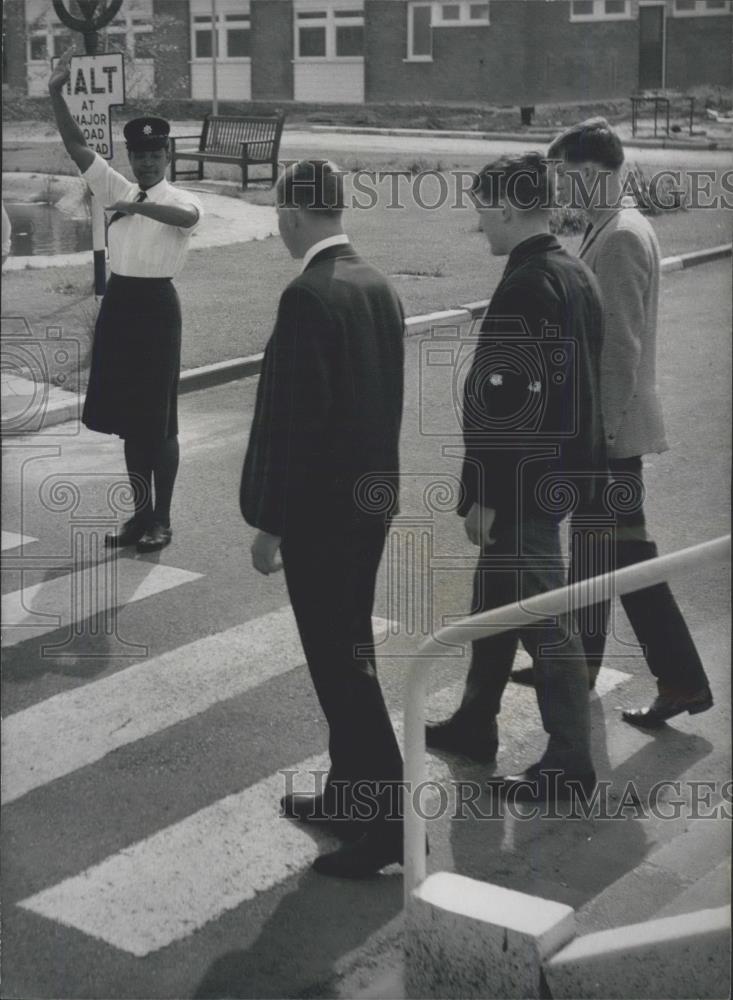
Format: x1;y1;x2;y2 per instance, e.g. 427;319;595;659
170;113;286;190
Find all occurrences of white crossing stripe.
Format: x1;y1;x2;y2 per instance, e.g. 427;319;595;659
16;668;632;957
1;559;202;649
1;611;394;805
1;530;37;552
16;703;437;957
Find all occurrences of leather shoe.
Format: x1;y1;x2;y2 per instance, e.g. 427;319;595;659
312;829;403;878
280;793;362;841
622;685;713;728
425;715;498;764
510;665;598;691
136;522;172;553
105;516;147;548
486;763;596;804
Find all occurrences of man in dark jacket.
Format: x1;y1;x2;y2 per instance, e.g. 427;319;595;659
426;153;607;802
241;160;405;877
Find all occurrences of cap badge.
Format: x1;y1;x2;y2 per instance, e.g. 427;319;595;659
143;124;153;135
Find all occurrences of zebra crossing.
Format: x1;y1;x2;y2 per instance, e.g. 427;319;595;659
2;526;634;966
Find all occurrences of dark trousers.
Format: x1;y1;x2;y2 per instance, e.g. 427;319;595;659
571;456;709;693
281;515;403;828
458;517;593;774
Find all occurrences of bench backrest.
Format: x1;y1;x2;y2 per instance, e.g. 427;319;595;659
200;114;285;156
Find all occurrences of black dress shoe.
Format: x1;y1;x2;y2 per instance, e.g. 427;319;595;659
486;763;596;804
425;715;498;764
510;665;598;691
280;793;362;841
312;830;403;878
622;685;713;728
105;516;147;548
136;522;172;553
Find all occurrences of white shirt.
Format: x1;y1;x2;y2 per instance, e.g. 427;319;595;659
82;154;204;278
301;234;350;272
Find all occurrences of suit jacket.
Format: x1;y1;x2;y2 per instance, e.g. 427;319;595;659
459;234;607;526
240;243;405;538
579;205;669;459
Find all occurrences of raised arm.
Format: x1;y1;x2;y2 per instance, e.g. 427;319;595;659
48;49;95;173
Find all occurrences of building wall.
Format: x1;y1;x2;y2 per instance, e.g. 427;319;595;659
153;0;191;99
666;13;733;90
522;2;639;104
251;0;293;100
3;0;27;89
364;0;642;105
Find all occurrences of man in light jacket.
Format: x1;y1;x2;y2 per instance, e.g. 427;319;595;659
512;118;713;728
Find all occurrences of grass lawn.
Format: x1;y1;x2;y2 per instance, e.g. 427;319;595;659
2;146;730;385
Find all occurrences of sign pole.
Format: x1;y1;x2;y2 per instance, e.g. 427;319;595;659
52;0;125;298
211;0;218;115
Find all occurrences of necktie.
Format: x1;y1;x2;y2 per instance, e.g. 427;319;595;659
108;190;146;227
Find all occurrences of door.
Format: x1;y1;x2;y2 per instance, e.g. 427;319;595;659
638;5;665;90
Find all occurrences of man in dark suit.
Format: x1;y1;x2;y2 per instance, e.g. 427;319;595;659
426;153;607;802
241;160;405;877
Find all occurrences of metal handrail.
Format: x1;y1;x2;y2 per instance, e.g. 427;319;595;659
403;533;731;904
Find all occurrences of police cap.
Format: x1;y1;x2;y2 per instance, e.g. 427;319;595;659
124;116;170;151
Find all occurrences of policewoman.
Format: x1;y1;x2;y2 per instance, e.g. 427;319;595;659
49;50;203;552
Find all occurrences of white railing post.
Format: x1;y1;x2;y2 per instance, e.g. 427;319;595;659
402;534;731;906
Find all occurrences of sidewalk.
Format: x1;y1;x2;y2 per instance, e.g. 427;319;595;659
3;117;732;152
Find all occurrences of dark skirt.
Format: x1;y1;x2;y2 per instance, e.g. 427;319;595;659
82;273;182;440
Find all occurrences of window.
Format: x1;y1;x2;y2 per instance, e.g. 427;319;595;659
407;1;489;60
192;4;251;60
570;0;632;19
673;0;731;13
27;2;154;64
408;2;433;59
29;35;47;60
102;9;153;57
194;15;215;58
294;4;364;60
432;0;490;25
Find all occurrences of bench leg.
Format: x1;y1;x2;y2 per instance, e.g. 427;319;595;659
241;162;249;191
198;162;204;181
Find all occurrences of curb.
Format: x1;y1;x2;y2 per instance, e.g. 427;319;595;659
306;124;729;153
2;243;730;434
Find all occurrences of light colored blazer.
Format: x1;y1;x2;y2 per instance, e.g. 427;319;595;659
580;205;669;459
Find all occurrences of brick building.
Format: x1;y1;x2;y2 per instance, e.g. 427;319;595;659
3;0;732;105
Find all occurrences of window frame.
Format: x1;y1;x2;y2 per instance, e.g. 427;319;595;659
432;1;490;26
569;0;634;21
190;1;252;63
672;0;732;15
407;1;434;61
293;2;365;63
406;0;489;63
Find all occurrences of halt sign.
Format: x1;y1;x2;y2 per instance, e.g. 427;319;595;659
61;53;125;160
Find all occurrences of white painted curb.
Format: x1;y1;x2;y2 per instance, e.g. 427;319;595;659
544;905;731;999
404;872;575;998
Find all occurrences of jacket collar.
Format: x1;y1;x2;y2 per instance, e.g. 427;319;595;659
505;233;561;274
302;234;352;271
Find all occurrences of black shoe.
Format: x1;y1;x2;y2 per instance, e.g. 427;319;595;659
510;665;598;691
312;830;403;878
136;522;172;553
486;763;596;804
105;516;147;548
622;685;713;728
425;715;498;764
280;793;362;841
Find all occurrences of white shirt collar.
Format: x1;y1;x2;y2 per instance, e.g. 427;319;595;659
302;234;350;272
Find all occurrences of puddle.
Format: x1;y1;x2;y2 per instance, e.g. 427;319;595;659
6;202;92;257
